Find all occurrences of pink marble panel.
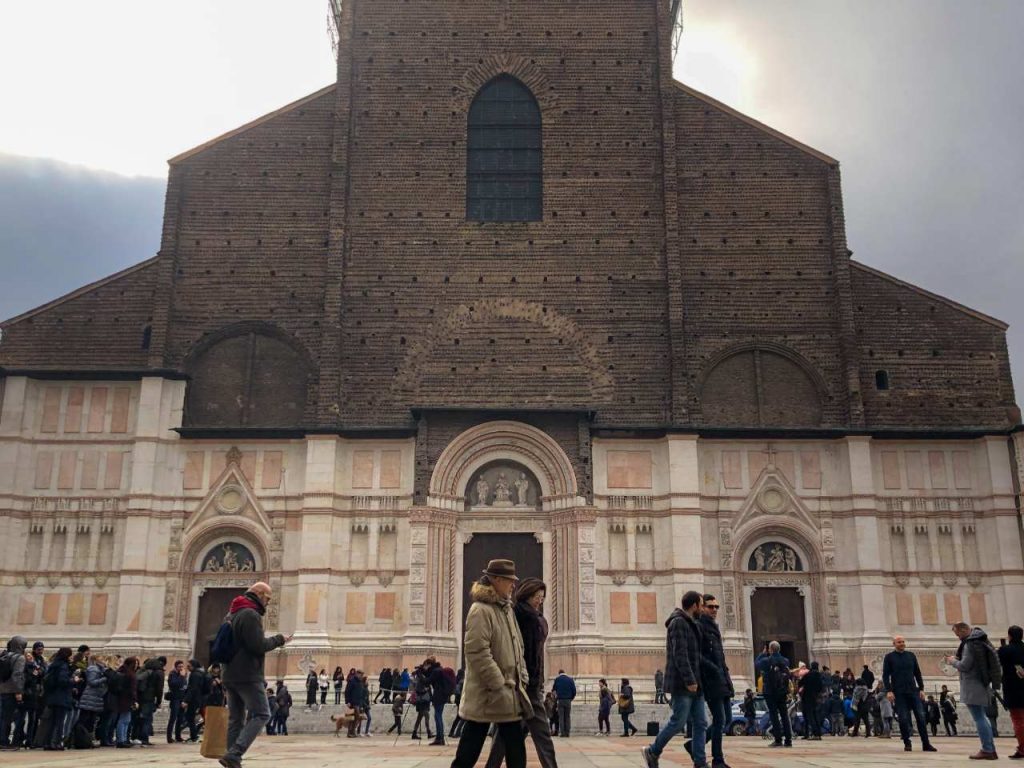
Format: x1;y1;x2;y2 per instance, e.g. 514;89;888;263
609;592;631;624
262;451;283;489
928;452;948;489
80;451;100;490
380;450;402;489
881;451;901;489
41;387;61;433
110;387;131;433
968;593;987;625
606;451;653;489
944;593;963;624
34;451;54;489
103;451;124;490
87;387;108;432
895;592;914;625
721;451;742;489
952;451;972;489
64;387;84;433
353;451;375;489
57;450;77;489
776;451;795;485
800;451;822;489
905;451;924;489
183;451;205;490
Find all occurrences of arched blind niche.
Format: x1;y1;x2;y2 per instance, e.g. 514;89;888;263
467;75;542;222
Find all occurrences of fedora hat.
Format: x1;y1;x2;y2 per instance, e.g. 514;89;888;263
483;558;519;581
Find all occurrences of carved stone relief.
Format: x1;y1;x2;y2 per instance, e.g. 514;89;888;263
748;542;803;572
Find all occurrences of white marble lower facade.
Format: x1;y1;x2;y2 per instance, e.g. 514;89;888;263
1;375;1023;690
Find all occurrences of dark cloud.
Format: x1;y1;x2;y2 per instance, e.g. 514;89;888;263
678;0;1024;402
0;153;164;320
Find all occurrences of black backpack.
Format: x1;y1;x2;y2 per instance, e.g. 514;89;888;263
763;660;791;696
0;652;14;684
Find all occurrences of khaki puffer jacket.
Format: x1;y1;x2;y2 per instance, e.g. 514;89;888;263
458;581;530;724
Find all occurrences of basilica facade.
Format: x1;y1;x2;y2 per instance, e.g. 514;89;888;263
1;0;1021;690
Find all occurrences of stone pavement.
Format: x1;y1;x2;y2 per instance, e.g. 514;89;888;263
1;734;1018;768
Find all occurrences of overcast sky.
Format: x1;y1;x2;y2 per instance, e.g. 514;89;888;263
1;0;1021;403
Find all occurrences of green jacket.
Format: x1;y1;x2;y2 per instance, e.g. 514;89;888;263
458;581;530;724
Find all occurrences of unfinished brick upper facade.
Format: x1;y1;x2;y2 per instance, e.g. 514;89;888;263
1;0;1015;432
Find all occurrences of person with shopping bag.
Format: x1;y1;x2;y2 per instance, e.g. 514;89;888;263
215;581;291;768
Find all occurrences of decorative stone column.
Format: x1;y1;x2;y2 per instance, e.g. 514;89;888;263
402;507;459;661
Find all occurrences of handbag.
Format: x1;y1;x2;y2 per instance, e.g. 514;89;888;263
617;694;631;709
199;705;228;759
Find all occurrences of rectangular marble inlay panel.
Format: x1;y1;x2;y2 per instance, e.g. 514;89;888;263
606;451;652;489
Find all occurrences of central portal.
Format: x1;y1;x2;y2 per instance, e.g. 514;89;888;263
461;533;543;657
750;587;809;667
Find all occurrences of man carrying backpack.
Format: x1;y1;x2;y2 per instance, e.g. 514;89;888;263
758;641;792;748
218;581;290;768
0;636;28;750
946;621;1002;760
134;656;166;746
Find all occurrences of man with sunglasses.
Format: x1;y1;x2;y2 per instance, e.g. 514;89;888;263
219;582;292;768
685;594;733;768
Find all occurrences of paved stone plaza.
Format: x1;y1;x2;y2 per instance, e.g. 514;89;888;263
1;735;1017;768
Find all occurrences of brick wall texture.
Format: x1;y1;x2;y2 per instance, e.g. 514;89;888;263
0;0;1017;435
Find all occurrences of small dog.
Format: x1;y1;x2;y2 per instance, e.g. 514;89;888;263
330;709;362;737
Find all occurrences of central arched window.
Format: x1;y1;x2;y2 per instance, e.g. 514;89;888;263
467;76;542;222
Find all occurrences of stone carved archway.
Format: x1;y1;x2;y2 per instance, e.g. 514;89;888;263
174;524;272;641
406;421;594;655
428;420;581;511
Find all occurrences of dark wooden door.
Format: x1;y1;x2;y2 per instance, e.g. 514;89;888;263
750;587;809;667
194;587;238;666
461;533;543;660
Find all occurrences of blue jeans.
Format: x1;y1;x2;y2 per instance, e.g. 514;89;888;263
116;711;132;744
433;703;445;740
966;704;995;753
649;692;706;764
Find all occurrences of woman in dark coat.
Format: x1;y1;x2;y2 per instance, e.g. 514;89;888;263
618;678;638;736
305;670;318;709
42;647;74;751
78;654;109;743
333;667;345;705
998;625;1024;759
113;657;139;748
484;578;557;768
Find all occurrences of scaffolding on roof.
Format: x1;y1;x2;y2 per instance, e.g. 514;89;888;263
670;0;684;61
327;0;342;59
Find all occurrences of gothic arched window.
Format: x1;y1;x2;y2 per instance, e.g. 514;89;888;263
467;76;542;222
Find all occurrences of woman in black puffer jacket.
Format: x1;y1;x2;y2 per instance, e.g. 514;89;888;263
43;648;74;751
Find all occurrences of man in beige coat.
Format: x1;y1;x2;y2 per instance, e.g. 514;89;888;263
450;559;531;768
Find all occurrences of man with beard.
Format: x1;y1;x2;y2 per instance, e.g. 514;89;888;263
642;591;707;768
687;594;733;767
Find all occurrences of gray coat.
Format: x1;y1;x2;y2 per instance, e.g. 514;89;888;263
222;597;285;685
0;636;28;695
79;663;108;712
950;628;994;706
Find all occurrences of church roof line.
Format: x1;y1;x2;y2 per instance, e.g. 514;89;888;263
672;80;838;167
850;260;1008;330
167;83;336;165
1;256;160;327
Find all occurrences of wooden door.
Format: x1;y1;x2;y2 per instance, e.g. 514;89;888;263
750;587;809;667
194;587;238;666
461;533;543;660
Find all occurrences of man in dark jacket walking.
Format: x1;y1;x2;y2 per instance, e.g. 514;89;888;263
178;659;208;742
0;636;28;750
219;581;290;768
552;670;577;737
998;625;1024;759
134;656;166;746
798;662;824;739
642;591;707;768
692;594;733;767
882;635;936;753
165;660;187;743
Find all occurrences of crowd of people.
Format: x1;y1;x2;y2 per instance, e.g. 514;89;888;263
2;572;1023;768
0;638;221;751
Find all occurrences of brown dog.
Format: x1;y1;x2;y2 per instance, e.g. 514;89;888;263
330;709;362;737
